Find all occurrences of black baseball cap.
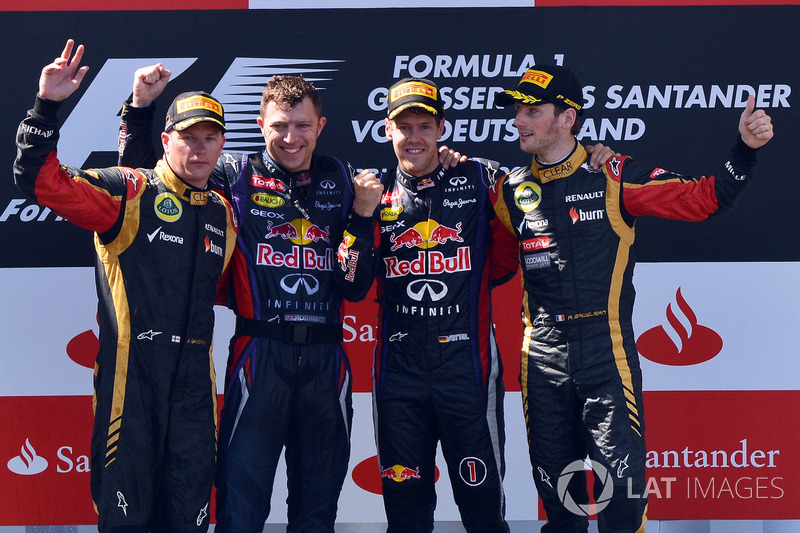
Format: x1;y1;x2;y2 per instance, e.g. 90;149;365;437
495;65;584;115
386;78;445;120
165;91;226;132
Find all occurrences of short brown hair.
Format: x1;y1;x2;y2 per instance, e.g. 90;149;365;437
553;105;582;137
261;75;323;117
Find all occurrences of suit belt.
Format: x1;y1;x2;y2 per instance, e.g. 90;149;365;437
234;317;343;345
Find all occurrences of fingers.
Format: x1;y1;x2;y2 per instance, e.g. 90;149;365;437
743;94;756;118
60;39;74;61
739;94;774;148
354;170;382;190
352;170;383;217
136;64;171;85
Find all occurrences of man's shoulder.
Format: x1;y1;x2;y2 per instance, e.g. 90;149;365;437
311;153;357;182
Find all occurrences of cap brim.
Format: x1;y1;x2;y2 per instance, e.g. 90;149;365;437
387;102;441;120
171;116;226;132
494;90;545;108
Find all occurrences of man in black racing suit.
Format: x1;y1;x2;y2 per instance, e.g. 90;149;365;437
490;64;774;533
14;41;236;532
336;77;518;533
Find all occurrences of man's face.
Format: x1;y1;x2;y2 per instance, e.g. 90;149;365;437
258;97;326;173
162;122;225;188
385;109;445;177
513;102;563;156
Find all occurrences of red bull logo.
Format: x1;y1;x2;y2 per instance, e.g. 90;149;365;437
390;227;426;251
428;222;463;245
380;464;421;482
304;224;330;243
265;221;299;240
384;247;471;279
264;219;330;246
256;244;333;271
389;219;463;251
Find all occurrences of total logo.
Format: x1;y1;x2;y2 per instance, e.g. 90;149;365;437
637;287;723;365
389;220;463;251
265;219;330;245
7;438;89;476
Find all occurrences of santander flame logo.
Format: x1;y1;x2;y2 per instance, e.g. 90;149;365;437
7;439;48;475
636;288;723;366
66;315;99;369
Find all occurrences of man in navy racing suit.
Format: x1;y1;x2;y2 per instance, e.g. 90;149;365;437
490;64;774;533
336;77;519;533
14;40;236;533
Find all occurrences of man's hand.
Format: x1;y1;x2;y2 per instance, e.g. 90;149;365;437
585;143;620;170
38;39;90;102
740;95;774;149
132;63;171;108
352;170;383;217
438;145;468;168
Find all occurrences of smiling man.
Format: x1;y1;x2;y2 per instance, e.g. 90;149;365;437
13;40;236;533
335;77;519;533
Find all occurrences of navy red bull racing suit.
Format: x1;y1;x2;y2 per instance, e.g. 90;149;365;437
119;102;362;532
337;160;517;532
15;96;237;532
490;138;759;532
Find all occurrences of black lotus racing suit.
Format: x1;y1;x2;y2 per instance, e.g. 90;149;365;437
15;96;236;533
118;102;363;532
490;139;759;533
337;161;517;533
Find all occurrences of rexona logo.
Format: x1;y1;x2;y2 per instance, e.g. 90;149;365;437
7;439;48;475
637;287;723;365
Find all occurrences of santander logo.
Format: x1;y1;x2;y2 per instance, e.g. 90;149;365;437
66;315;99;369
7;439;48;475
636;287;723;365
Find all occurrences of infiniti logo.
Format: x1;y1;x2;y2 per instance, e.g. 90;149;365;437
449;176;467;186
280;273;320;295
320;180;336;190
407;279;448;302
